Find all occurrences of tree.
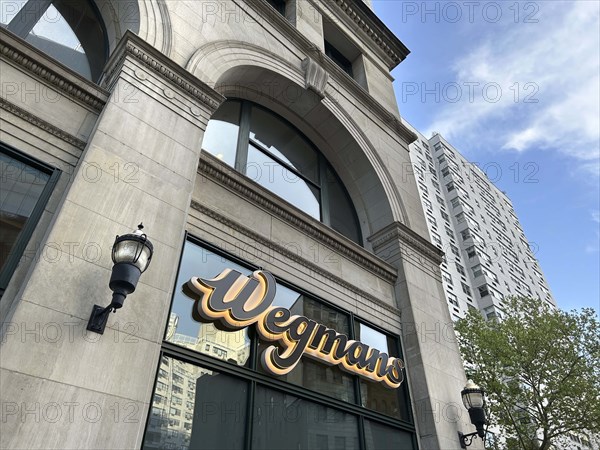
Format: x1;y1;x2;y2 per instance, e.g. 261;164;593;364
455;296;600;450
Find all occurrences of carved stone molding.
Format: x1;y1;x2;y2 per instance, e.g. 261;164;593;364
0;29;107;113
368;222;445;266
329;0;409;69
190;200;402;318
102;31;224;112
302;57;329;98
198;152;398;284
0;98;86;150
238;1;415;146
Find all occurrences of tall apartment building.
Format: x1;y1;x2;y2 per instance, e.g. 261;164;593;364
405;128;556;321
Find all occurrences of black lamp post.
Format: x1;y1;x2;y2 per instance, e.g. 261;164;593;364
87;223;153;334
458;379;487;448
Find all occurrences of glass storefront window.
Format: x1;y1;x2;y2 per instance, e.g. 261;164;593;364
166;241;251;367
355;323;411;421
252;386;359;450
150;239;417;449
257;293;356;403
364;420;415;450
142;356;248;450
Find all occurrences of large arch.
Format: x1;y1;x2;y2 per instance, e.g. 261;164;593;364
95;0;172;58
186;41;409;243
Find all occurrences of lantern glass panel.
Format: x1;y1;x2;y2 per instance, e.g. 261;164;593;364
113;239;151;272
462;390;484;409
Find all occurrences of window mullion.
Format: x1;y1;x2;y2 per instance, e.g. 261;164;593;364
319;155;330;224
7;0;53;38
244;379;256;450
235;101;252;174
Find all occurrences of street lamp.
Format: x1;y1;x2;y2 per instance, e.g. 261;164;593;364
458;379;487;448
87;223;154;334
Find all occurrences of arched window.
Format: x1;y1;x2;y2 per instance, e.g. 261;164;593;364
1;0;108;81
202;100;362;245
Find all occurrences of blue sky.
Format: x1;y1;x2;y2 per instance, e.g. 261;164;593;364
372;1;599;314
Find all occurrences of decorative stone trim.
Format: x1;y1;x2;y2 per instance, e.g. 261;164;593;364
198;152;398;284
302;57;329;98
329;0;410;68
0;29;107;113
0;98;86;150
102;31;224;111
368;222;445;265
234;2;416;146
190;200;402;318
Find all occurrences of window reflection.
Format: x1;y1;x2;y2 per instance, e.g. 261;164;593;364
355;323;410;421
166;241;251;366
252;386;359;450
258;295;356;403
0;152;50;274
201;100;362;245
142;356;247;450
247;146;320;219
3;0;108;81
364;420;414;450
201;101;240;167
249;106;319;183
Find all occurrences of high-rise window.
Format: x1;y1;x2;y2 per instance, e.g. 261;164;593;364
202;100;362;244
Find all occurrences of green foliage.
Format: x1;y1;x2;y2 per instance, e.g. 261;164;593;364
455;297;600;450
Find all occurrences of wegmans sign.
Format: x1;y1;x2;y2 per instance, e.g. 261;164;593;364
183;269;405;389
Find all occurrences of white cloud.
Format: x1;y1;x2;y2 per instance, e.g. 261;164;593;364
425;1;600;174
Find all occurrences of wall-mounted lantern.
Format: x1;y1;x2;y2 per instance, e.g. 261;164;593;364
87;224;153;334
458;379;487;448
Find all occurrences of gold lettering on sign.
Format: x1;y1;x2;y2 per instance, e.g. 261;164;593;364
183;269;405;389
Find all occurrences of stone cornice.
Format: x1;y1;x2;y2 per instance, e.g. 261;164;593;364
368;222;445;266
190;200;402;317
317;0;410;70
199;151;398;284
0;28;108;113
101;31;225;111
245;0;417;146
0;98;86;150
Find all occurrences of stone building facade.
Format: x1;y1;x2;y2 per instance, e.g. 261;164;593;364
0;1;478;448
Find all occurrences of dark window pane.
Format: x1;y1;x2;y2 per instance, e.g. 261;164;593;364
202;101;241;168
257;294;355;403
247;146;320;219
355;323;411;421
325;167;361;244
143;357;247;450
249;106;319;184
0;153;50;273
266;0;286;15
364;420;416;450
252;386;359;450
324;41;353;77
166;240;251;367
